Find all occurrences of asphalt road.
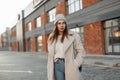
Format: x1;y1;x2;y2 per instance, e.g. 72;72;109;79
0;52;120;80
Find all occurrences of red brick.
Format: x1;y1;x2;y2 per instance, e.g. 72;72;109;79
11;42;18;51
82;0;101;8
24;24;28;32
84;21;105;55
31;19;36;30
31;19;37;52
56;1;67;15
25;39;29;52
31;37;37;52
41;12;48;25
41;12;48;53
42;35;48;53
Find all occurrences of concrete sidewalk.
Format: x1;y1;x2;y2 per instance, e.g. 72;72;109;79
84;55;120;68
0;51;120;80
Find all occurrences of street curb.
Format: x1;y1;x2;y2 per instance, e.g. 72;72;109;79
85;55;120;59
84;55;120;68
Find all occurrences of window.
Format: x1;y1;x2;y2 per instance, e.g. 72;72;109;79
104;18;120;54
36;17;41;28
70;27;80;33
70;27;84;33
28;22;32;31
48;8;56;22
70;27;84;44
1;32;7;47
37;36;42;52
67;0;82;14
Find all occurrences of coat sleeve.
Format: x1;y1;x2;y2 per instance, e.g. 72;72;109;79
47;37;52;80
47;53;54;80
47;33;55;80
47;47;54;80
73;33;86;67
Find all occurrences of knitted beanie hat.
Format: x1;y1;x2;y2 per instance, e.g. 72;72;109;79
54;14;67;25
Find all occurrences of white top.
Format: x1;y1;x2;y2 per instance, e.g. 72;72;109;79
54;35;64;61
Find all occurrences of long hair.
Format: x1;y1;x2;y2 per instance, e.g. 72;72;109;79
48;21;69;44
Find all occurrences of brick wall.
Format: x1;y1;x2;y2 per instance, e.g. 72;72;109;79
24;24;28;32
42;35;48;53
31;19;37;52
56;0;67;15
11;42;18;51
84;22;105;54
82;0;101;8
11;30;16;38
24;24;29;52
41;12;48;53
11;28;18;51
82;0;105;54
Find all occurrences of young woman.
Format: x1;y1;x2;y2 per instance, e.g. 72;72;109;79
47;14;85;80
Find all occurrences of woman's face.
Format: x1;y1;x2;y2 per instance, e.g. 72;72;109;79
56;19;66;32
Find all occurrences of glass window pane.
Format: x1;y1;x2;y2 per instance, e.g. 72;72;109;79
37;36;42;52
70;27;84;44
80;0;82;9
71;4;75;13
67;0;82;14
75;1;80;11
28;22;31;31
112;19;118;26
107;46;112;53
68;5;71;14
104;18;120;54
113;45;120;52
36;17;41;27
76;28;80;32
70;28;75;32
80;27;84;33
71;0;74;3
105;19;118;28
48;8;56;22
68;0;71;5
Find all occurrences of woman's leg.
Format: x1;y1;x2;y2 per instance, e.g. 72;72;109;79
54;60;65;80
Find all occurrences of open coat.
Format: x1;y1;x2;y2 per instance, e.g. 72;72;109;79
47;32;85;80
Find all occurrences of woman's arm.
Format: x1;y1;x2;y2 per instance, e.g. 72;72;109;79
73;33;86;67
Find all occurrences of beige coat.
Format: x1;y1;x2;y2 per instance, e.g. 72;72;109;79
47;32;85;80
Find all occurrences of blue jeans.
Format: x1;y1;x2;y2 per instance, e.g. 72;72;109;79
54;60;65;80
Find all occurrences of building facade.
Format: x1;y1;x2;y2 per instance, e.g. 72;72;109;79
1;0;120;55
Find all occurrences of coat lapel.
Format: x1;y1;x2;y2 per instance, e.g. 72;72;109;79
48;39;56;55
63;35;74;54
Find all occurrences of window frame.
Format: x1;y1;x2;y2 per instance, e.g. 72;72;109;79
36;16;41;28
48;8;56;22
27;22;32;31
67;0;82;14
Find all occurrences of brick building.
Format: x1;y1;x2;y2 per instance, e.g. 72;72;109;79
1;0;120;55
